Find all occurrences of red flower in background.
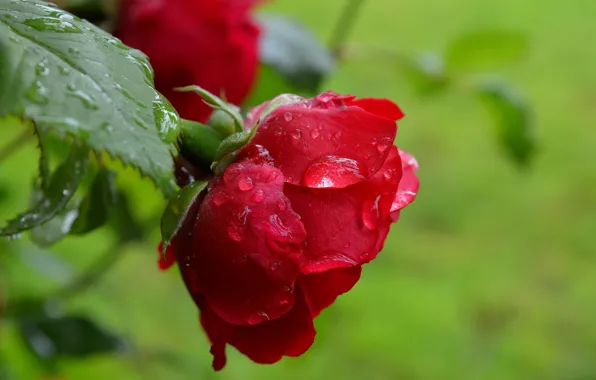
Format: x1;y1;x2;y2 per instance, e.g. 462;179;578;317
160;92;419;370
114;0;261;123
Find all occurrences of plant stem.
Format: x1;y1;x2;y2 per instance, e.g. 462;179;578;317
0;129;32;163
328;0;366;56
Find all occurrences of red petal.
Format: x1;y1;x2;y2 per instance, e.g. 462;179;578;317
347;98;405;121
157;242;177;271
284;147;402;273
179;163;307;326
245;96;399;186
198;286;316;368
390;149;420;221
299;266;362;317
115;0;260;123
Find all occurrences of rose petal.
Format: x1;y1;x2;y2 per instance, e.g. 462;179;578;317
157;242;177;271
115;0;260;122
179;163;307;325
390;149;420;222
245;95;399;186
347;98;405;121
299;266;362;317
284;147;402;273
198;286;316;369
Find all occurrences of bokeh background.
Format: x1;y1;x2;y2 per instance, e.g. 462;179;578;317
2;0;596;379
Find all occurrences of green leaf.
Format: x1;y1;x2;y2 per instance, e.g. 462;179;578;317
108;189;146;243
477;79;536;166
29;201;80;247
445;29;528;72
0;144;89;237
0;1;178;195
257;14;335;93
176;85;244;133
160;181;207;257
214;126;258;163
396;52;449;96
70;166;116;234
18;313;125;359
179;119;224;163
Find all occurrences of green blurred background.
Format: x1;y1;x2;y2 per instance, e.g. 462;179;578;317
2;0;596;379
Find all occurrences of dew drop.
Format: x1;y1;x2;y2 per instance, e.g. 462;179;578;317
353;143;360;151
251;189;265;203
277;200;287;211
213;191;230;207
362;195;381;231
25;81;49;105
227;225;244;242
248;311;270;325
384;169;394;182
364;152;371;160
291;129;302;140
334;131;342;139
100;122;114;133
359;252;370;261
310;129;320;139
238;176;253;191
376;138;391;153
302;155;365;189
270;261;280;271
268;171;279;182
343;242;351;249
284;112;293;122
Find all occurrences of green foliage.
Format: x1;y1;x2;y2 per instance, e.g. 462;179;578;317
179;119;225;163
18;312;124;359
160;180;207;258
257;14;335;94
477;79;535;166
0;0;178;196
0;144;89;238
445;29;529;72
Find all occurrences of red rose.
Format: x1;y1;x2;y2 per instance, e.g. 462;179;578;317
160;92;419;370
114;0;261;123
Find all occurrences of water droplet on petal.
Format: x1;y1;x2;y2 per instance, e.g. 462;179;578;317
251;189;265;203
277;200;287;211
270;261;280;271
359;252;370;261
364;152;371;160
376;138;392;153
284;112;293;122
248;311;270;325
362;196;381;231
310;129;320;139
227;225;243;242
353;144;360;151
268;171;279;182
291;129;302;140
238;176;253;191
334;131;342;139
302;155;365;188
343;242;351;249
213;191;231;207
384;169;394;182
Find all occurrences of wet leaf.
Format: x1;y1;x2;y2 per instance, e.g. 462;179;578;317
445;29;528;72
0;144;89;237
257;14;335;93
0;0;178;196
161;181;207;257
18;313;124;359
477;78;536;166
70;167;117;234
